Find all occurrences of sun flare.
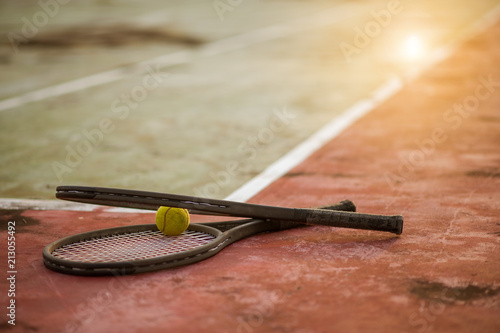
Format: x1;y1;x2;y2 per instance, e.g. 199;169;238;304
402;34;425;61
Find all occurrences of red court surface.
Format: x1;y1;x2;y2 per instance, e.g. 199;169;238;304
2;16;500;333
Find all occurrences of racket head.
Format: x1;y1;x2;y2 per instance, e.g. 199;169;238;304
42;219;276;276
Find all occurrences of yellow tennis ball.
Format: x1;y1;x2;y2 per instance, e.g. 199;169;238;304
155;207;190;236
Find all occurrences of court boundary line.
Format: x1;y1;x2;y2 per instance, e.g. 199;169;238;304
0;197;149;213
2;3;500;210
0;5;354;113
225;2;500;202
224;80;401;202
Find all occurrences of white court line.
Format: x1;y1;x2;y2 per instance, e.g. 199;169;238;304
0;197;150;213
225;2;500;203
2;3;500;210
0;198;99;212
225;88;397;202
0;5;353;113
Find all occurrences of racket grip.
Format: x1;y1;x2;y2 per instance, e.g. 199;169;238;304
316;200;356;212
297;209;403;235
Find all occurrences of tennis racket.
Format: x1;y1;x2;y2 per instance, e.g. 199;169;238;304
55;186;403;234
43;200;356;276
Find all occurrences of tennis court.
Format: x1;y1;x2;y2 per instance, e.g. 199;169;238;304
1;1;499;332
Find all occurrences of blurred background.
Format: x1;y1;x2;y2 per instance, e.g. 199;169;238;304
0;0;498;200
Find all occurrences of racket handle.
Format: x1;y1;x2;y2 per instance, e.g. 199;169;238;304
296;209;403;235
316;200;356;213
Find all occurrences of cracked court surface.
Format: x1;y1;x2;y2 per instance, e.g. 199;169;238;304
0;1;499;332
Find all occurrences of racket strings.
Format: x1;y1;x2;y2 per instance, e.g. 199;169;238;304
51;230;216;263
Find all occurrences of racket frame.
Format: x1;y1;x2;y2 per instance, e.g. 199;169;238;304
43;220;268;276
43;200;357;276
56;186;403;235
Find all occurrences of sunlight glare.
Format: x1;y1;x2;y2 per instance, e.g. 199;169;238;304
402;34;425;61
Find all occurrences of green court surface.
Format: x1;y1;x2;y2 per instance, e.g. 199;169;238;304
1;0;499;200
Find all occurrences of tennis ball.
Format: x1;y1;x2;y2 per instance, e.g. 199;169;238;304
155;207;190;236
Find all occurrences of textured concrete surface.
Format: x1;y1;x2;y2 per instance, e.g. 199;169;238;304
1;12;499;333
